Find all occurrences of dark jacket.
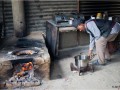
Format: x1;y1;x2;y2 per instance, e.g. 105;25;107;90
85;19;115;38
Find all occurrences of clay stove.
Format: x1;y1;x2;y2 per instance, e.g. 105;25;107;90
0;38;43;89
0;32;51;89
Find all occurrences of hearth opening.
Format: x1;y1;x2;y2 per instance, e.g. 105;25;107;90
3;58;42;89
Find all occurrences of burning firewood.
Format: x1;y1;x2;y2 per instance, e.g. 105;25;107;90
5;62;42;89
13;62;33;77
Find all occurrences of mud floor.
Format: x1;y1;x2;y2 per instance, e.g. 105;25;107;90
11;46;120;90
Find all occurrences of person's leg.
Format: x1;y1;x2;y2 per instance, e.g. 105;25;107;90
96;37;107;65
105;45;111;60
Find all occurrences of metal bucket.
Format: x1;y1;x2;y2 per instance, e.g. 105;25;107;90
74;54;89;68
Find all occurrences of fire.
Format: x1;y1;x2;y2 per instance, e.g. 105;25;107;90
5;61;41;88
14;62;33;77
22;62;33;71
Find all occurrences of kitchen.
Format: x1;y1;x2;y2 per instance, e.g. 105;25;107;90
0;0;120;89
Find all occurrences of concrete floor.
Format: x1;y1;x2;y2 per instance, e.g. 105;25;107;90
16;46;120;90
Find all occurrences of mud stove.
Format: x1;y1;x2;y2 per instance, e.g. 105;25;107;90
0;32;50;89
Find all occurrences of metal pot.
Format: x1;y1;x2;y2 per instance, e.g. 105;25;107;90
74;54;89;68
74;53;96;68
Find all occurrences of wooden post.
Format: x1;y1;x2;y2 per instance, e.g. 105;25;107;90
11;0;27;38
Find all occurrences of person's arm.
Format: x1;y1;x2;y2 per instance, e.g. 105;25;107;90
88;34;95;59
89;34;95;51
86;21;100;58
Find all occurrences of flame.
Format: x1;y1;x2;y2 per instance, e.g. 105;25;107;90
22;62;33;71
15;62;33;77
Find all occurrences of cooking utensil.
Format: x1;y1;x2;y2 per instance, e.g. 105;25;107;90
74;53;95;68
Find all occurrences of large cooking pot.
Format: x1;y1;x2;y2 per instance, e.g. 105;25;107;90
75;54;89;68
74;53;95;68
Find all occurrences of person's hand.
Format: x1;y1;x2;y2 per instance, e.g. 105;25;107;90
88;50;93;60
